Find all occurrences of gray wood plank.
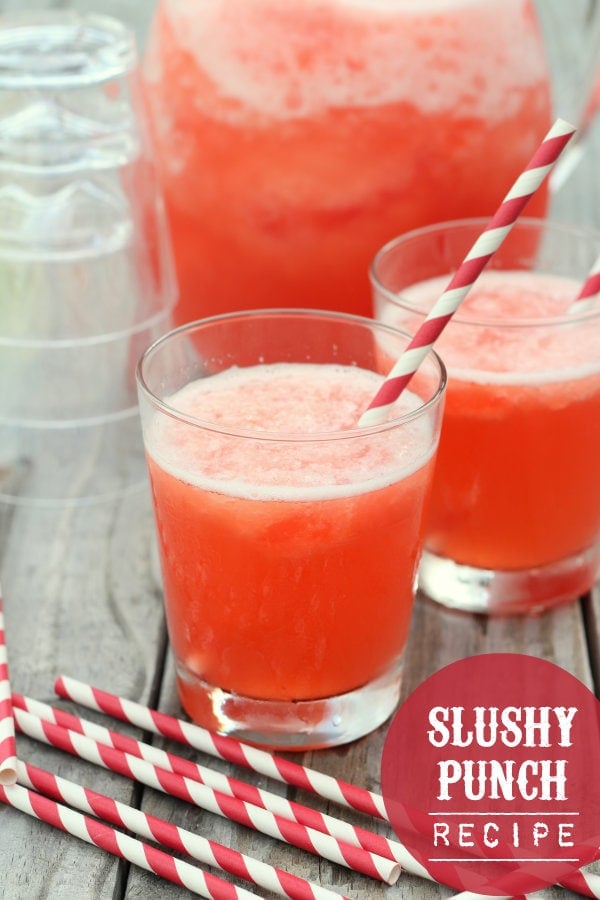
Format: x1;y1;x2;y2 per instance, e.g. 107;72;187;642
0;486;167;900
586;585;600;686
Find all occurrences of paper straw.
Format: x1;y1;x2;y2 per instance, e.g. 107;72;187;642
47;684;596;900
569;251;600;312
15;760;347;900
54;675;388;820
0;781;260;900
24;696;596;900
14;707;400;885
0;587;17;786
13;692;415;875
453;869;600;900
358;117;576;426
449;862;600;898
564;870;600;899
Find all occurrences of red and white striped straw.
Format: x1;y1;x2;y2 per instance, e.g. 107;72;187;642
358;117;576;426
47;683;598;900
14;707;400;885
0;586;17;786
569;251;600;312
13;692;417;876
49;681;600;900
54;675;388;820
453;869;600;900
563;870;600;899
15;759;348;900
0;781;260;900
18;696;598;900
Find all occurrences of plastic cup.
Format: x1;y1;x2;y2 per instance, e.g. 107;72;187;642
372;217;600;615
136;310;446;749
0;12;175;505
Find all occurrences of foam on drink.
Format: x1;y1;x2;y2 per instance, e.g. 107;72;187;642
157;0;546;121
145;362;435;501
383;270;600;386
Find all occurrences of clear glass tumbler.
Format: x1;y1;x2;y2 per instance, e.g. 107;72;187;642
0;12;176;504
137;310;446;749
372;218;600;615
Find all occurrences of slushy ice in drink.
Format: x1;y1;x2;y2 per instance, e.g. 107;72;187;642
142;358;442;744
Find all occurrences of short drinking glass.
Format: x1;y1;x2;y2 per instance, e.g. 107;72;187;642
137;310;446;748
372;218;600;615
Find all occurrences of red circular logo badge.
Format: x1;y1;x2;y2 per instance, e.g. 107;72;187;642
381;654;600;895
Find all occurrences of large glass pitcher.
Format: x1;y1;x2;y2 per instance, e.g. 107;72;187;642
142;0;593;325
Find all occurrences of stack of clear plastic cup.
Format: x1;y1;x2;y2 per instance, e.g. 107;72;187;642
0;12;176;505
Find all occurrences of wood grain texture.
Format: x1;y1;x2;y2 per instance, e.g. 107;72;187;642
0;0;599;897
0;488;167;899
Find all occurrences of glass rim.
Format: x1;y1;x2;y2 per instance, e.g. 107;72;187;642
136;308;447;443
0;12;137;89
0;303;174;350
370;216;600;328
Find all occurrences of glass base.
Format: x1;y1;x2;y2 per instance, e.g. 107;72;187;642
174;657;404;751
418;545;600;616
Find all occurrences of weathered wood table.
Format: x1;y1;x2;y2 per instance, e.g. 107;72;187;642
0;1;599;897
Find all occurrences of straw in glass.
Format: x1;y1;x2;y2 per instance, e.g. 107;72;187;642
358;117;576;427
13;692;416;875
0;586;16;786
13;706;400;885
54;675;388;819
16;759;347;900
569;251;600;312
0;781;260;900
